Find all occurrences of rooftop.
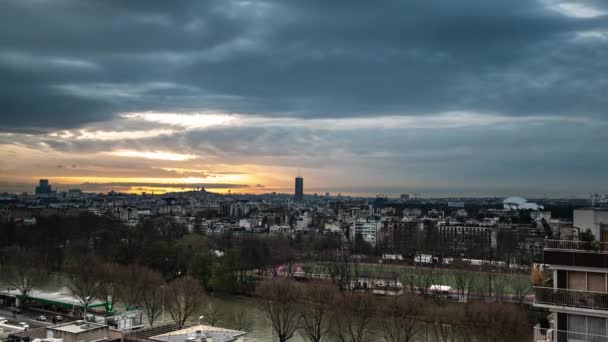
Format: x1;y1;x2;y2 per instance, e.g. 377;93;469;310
126;324;246;342
3;289;107;309
48;321;107;334
151;325;246;342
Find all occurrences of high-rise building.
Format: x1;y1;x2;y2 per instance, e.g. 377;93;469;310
35;179;53;195
294;176;304;201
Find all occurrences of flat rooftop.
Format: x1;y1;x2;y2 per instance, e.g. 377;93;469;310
151;325;246;342
48;321;107;334
2;289;107;309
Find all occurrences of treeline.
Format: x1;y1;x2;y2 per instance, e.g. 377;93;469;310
257;278;531;342
0;213;344;294
1;249;250;330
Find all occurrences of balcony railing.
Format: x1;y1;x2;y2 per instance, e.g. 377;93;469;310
544;239;608;254
534;324;608;342
534;287;608;311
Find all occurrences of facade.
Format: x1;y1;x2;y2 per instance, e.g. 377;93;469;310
294;176;304;201
436;222;496;257
379;220;420;257
9;322;122;342
533;238;608;341
574;208;608;242
352;219;381;247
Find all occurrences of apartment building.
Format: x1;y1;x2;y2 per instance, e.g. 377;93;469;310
436;221;496;258
533;237;608;341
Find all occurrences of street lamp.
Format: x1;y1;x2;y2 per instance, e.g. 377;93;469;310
198;315;205;326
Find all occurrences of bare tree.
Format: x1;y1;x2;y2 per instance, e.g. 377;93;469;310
3;249;44;307
332;292;374;342
426;304;460;342
380;294;425;342
299;282;337;342
328;258;353;292
204;302;224;327
417;267;436;296
401;267;419;294
122;264;149;308
453;269;473;302
97;263;124;314
141;268;165;326
464;302;528;342
230;310;253;332
257;279;302;342
492;273;507;302
511;273;531;305
65;255;101;320
166;276;205;326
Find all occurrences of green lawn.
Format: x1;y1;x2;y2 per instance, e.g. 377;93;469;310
304;261;532;295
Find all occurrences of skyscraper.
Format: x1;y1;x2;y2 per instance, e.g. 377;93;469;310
295;176;304;201
35;179;53;195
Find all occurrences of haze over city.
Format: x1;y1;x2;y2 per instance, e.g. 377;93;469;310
2;0;608;197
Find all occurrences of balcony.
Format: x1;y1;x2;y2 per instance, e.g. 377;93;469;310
534;324;608;342
543;240;608;268
544;240;608;254
534;287;608;311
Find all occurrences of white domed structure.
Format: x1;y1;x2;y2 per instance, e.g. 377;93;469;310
503;196;543;211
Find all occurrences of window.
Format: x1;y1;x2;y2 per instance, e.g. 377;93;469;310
588;273;607;293
568;271;587;291
567;314;608;342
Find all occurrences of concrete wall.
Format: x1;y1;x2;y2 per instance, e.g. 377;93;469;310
574;209;608;239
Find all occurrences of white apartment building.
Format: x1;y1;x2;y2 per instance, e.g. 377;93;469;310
351;219;381;247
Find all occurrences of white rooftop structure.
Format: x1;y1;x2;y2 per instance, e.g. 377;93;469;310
503;196;543;211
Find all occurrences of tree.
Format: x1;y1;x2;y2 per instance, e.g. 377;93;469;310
204;302;224;327
426;304;460;342
65;255;102;320
2;248;44;307
401;267;419;294
257;279;302;342
380;295;425;342
166;276;205;326
97;263;125;314
141;268;165;326
327;258;353;292
464;302;527;342
189;251;214;290
332;293;374;342
453;269;473;302
511;273;531;305
492;272;507;302
122;264;149;309
299;282;336;342
230;310;253;332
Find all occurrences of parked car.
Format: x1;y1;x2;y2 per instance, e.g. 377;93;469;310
36;315;47;321
54;315;63;322
18;322;29;329
0;316;7;324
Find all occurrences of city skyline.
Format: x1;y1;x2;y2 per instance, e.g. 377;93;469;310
2;0;608;197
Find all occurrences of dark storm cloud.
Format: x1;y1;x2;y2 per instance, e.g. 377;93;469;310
1;0;608;131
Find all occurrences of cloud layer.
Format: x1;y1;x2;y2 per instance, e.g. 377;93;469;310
1;0;608;196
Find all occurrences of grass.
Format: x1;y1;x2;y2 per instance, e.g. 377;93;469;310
304;261;532;295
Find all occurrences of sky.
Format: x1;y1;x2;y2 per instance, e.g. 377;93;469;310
1;0;608;197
